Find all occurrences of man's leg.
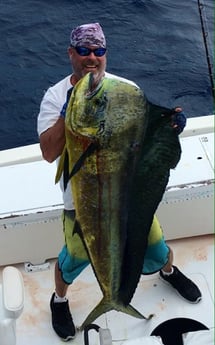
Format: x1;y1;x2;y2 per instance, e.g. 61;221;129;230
50;210;89;341
160;246;202;303
143;216;202;303
50;258;74;341
55;261;69;297
161;246;173;273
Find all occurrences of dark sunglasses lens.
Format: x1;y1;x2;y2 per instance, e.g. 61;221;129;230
75;47;90;56
94;48;106;56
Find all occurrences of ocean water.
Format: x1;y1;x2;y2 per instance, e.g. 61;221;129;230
0;0;214;150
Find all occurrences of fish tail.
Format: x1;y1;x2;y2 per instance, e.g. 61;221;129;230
80;298;153;331
80;298;112;330
121;303;154;321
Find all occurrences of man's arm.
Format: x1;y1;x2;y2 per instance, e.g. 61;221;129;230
39;116;65;163
38;87;73;163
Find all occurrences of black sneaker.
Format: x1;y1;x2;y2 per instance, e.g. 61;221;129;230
159;265;202;303
50;293;76;341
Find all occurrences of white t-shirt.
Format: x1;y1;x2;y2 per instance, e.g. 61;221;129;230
37;72;138;210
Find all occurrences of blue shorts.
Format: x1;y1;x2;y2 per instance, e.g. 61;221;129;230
58;210;169;284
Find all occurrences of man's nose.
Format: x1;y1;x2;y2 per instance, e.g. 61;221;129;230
88;51;97;58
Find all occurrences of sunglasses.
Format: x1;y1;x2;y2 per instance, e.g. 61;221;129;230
74;46;106;57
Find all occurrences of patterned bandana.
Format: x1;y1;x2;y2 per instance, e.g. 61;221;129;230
70;23;106;48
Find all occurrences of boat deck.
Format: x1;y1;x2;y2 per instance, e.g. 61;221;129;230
0;115;214;344
2;233;213;345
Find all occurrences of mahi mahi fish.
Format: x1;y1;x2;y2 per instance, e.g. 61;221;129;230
56;73;181;329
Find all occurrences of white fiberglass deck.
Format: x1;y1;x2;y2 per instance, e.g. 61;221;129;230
4;233;212;345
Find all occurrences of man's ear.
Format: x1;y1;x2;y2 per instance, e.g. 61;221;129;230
68;46;73;60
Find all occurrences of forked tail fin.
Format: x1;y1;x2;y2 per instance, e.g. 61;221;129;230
80;297;154;331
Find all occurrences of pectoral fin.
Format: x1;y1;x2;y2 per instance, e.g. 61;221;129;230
55;145;68;184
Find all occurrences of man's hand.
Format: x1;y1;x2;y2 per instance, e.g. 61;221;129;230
171;107;187;134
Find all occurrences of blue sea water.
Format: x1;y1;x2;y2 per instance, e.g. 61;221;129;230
0;0;214;150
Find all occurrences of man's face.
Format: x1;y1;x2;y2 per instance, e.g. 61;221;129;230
68;45;106;84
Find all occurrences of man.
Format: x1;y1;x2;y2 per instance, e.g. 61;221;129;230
37;23;202;341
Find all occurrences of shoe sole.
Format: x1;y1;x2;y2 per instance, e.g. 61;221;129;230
61;336;76;342
52;322;76;341
60;332;76;342
159;275;202;304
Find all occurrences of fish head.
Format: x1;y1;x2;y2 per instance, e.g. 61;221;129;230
65;72;108;141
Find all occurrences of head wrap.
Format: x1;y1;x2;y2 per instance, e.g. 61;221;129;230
70;23;106;48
